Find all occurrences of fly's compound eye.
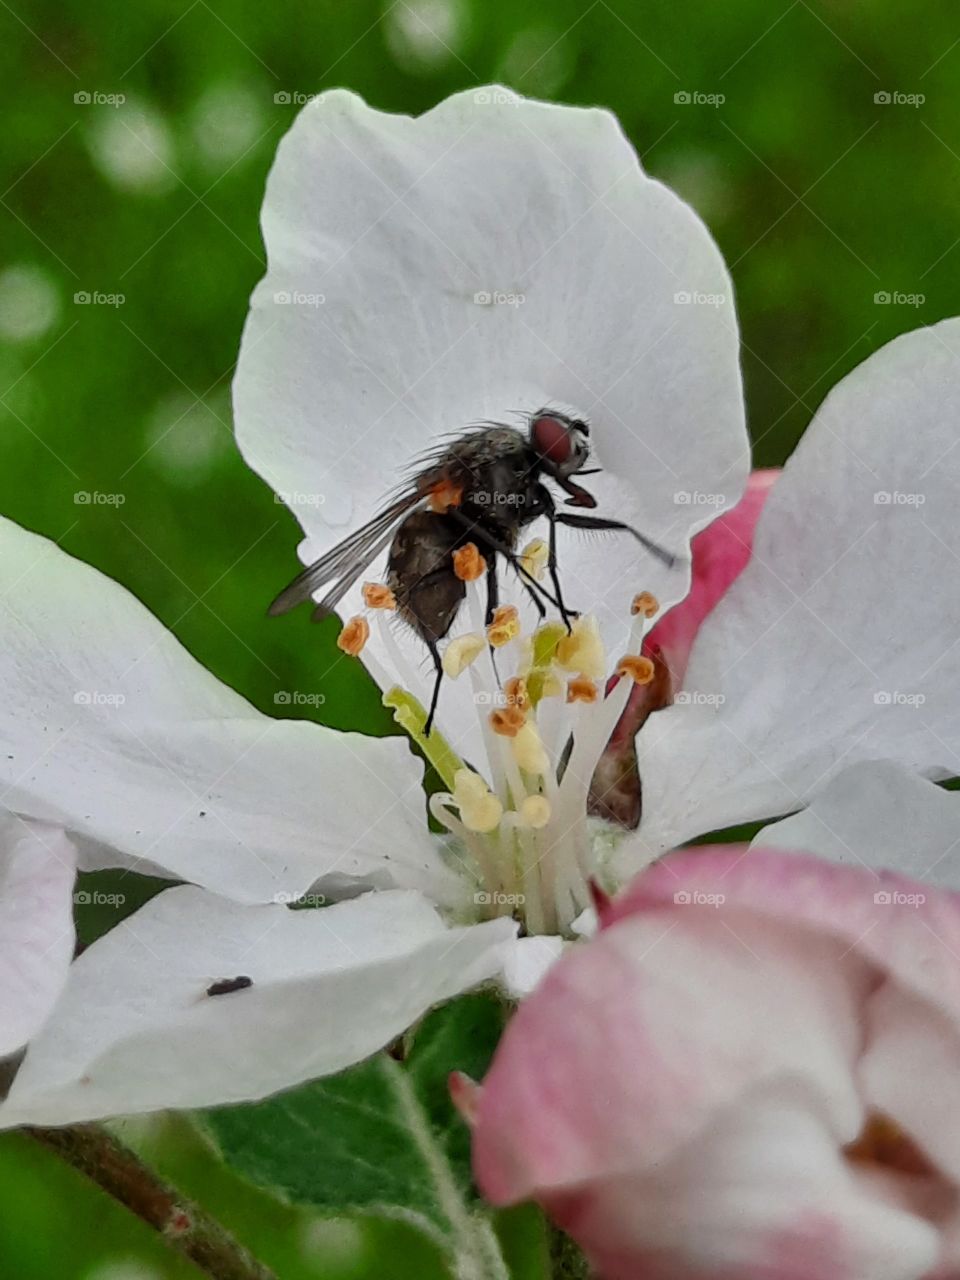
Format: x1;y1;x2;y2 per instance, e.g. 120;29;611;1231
531;413;575;466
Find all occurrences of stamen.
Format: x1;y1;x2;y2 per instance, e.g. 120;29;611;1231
519;538;549;580
487;604;520;648
490;705;526;737
512;722;548;775
503;675;529;711
519;794;551;828
556;616;606;679
442;633;486;678
383;687;464;792
566;677;598;704
362;582;396;609
454;768;504;834
617;655;656;685
337;616;370;656
631;591;660;618
452;543;486;582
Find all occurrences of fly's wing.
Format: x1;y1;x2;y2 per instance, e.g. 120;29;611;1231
268;491;422;619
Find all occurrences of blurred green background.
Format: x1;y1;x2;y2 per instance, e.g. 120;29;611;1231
1;0;957;1274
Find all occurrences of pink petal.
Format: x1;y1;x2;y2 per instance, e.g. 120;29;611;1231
473;848;960;1280
590;471;776;827
649;468;778;688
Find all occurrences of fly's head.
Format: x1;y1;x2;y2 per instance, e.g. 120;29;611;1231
529;410;597;507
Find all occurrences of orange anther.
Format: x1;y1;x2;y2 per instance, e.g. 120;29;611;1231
566;677;599;704
337;616;370;656
452;543;486;582
362;582;397;609
616;654;656;685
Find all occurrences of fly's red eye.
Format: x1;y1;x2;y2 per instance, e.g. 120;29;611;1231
532;414;572;465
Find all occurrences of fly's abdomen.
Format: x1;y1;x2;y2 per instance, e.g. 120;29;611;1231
387;511;467;644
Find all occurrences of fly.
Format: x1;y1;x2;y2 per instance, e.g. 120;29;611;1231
270;410;677;732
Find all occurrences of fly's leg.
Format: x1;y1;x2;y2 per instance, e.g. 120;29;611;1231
484;553;500;626
551;512;678;569
424;637;444;737
447;511;558;612
484;554;503;688
538;489;577;632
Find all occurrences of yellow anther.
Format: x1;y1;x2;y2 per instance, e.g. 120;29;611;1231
556;616;606;680
566;677;599;704
454;768;488;804
519;794;551;828
461;794;504;833
487;604;521;648
453;769;502;833
452;543;486;582
617;654;656;685
512;722;549;775
631;591;660;618
519;538;549;581
503;675;529;711
442;633;486;678
490;705;526;737
337;616;370;656
362;582;397;610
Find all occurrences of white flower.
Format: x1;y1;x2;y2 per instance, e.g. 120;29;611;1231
0;87;747;1125
233;86;748;942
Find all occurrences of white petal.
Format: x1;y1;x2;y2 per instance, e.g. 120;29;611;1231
753;760;960;888
234;88;747;754
0;517;457;905
499;934;565;999
0;817;76;1056
636;320;960;852
0;885;516;1127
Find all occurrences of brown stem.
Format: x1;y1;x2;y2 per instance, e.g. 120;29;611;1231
27;1124;277;1280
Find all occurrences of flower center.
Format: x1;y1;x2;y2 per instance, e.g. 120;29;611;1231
338;542;660;936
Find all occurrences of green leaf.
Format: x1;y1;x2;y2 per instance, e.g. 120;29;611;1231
204;993;533;1279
